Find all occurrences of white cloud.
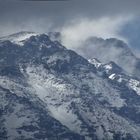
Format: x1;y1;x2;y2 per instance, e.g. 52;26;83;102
60;16;133;49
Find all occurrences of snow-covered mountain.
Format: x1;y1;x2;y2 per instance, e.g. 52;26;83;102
1;32;140;140
89;58;140;95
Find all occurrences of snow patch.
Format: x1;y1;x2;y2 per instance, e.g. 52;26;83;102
109;73;116;80
128;79;140;95
88;58;102;68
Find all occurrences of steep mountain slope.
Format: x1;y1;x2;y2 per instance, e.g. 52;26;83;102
0;32;140;140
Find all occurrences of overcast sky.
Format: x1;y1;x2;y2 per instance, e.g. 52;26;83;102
0;0;140;52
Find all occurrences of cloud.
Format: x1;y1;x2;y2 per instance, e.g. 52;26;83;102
58;16;139;75
60;16;133;49
0;0;139;37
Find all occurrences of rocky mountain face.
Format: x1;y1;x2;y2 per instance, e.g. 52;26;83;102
0;32;140;140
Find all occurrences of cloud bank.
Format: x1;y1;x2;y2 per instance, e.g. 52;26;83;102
60;16;133;49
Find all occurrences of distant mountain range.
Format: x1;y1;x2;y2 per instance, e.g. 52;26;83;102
0;31;140;140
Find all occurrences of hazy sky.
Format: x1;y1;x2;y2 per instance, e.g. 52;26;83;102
0;0;140;51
